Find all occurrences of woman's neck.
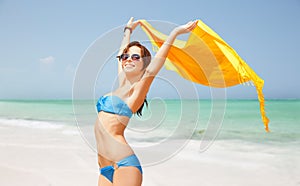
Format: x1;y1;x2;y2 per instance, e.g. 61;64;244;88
125;72;143;85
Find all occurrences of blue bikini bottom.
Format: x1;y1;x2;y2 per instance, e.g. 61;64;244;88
99;154;143;183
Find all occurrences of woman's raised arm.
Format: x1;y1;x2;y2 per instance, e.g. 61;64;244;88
132;20;198;102
143;20;198;78
117;17;139;85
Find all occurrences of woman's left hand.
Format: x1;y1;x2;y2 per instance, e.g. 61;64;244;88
173;20;198;35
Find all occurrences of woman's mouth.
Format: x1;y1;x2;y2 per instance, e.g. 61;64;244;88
124;63;135;68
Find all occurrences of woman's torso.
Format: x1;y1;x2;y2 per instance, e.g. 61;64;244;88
94;110;134;163
94;89;138;163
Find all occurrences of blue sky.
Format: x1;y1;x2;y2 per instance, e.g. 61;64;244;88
0;0;299;99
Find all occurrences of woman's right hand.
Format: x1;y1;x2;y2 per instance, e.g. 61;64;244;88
126;17;140;31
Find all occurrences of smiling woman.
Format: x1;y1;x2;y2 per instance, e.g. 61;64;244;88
94;17;197;186
118;41;152;70
119;45;147;74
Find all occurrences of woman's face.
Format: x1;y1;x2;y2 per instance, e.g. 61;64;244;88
121;46;144;74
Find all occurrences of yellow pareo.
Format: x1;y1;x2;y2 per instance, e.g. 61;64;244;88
138;19;270;132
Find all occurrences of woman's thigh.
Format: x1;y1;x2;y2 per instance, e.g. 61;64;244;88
113;167;142;186
98;174;113;186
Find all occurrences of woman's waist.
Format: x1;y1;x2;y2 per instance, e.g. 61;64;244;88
98;150;135;165
96;115;128;136
95;128;134;162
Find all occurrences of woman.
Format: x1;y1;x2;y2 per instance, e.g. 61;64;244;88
94;17;197;186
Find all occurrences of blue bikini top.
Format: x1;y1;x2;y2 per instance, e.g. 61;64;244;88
96;95;133;118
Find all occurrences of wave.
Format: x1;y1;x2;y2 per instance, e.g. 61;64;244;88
0;118;64;129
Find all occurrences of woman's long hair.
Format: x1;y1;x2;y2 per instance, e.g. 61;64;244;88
122;41;151;117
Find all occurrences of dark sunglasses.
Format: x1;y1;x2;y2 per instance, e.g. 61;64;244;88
118;53;141;62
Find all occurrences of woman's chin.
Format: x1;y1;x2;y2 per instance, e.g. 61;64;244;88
124;68;144;77
123;67;136;73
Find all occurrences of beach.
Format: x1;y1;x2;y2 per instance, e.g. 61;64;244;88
0;120;299;186
0;100;299;186
0;121;97;186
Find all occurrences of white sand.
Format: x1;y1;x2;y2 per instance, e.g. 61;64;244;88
0;122;299;186
0;123;98;186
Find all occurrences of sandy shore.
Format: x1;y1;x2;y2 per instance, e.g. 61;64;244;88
0;123;98;186
0;122;299;186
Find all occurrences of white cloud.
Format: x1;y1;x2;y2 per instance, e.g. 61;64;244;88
39;56;55;64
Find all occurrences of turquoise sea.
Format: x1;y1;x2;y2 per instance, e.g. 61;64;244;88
0;99;299;144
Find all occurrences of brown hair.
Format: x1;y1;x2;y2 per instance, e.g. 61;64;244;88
122;41;151;70
122;41;151;117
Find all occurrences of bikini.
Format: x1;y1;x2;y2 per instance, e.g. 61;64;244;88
96;95;143;183
96;95;133;118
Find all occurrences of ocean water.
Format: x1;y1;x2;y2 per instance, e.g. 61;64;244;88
0;99;299;143
1;98;299;152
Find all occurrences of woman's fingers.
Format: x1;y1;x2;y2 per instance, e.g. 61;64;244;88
174;20;198;35
127;17;134;26
186;20;198;30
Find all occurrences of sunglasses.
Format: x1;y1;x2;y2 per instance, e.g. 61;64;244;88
118;53;141;62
